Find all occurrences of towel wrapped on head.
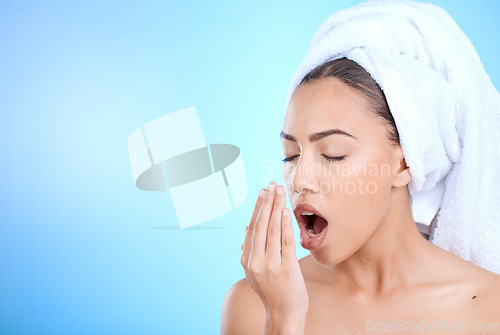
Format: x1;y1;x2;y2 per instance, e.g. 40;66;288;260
286;0;500;273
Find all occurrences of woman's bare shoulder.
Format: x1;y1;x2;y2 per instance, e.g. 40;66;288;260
221;278;266;335
440;251;500;319
469;266;500;319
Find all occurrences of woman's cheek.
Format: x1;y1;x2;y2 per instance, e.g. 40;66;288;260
283;165;294;188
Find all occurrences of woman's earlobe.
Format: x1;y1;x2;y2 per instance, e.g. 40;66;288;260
392;147;412;187
393;167;412;187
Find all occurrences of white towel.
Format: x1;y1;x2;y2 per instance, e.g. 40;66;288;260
286;0;500;273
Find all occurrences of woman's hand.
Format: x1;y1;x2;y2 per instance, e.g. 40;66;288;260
240;182;309;334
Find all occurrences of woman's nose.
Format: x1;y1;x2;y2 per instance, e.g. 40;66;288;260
289;158;319;194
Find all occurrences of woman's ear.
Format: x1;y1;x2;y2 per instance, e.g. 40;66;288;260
391;145;412;188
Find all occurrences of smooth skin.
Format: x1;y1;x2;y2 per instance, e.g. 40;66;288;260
221;78;500;334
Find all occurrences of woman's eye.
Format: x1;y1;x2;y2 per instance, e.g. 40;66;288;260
282;155;298;163
281;155;346;163
323;155;346;162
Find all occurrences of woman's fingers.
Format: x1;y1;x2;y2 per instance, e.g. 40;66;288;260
241;226;249;251
266;185;286;264
239;183;308;326
281;207;297;265
250;182;277;259
241;189;265;263
242;182;294;267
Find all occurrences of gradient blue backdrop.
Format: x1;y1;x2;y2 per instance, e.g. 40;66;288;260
1;1;499;334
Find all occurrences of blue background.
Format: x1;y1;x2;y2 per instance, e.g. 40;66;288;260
1;1;499;334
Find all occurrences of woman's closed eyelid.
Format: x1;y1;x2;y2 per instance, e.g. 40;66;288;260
282;155;298;163
281;154;346;163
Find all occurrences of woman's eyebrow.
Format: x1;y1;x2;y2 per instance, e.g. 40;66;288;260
280;129;358;143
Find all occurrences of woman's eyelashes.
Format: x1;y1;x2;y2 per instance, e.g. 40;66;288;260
281;155;346;163
324;155;346;162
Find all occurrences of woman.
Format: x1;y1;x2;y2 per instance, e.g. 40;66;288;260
222;1;500;334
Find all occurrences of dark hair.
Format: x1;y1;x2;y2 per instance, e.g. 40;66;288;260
299;57;400;146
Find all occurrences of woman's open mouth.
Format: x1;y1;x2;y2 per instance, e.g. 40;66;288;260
294;204;329;250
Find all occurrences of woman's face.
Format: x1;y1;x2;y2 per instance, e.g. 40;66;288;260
282;77;402;265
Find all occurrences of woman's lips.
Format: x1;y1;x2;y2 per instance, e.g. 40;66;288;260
297;217;328;250
293;203;329;250
293;203;326;221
